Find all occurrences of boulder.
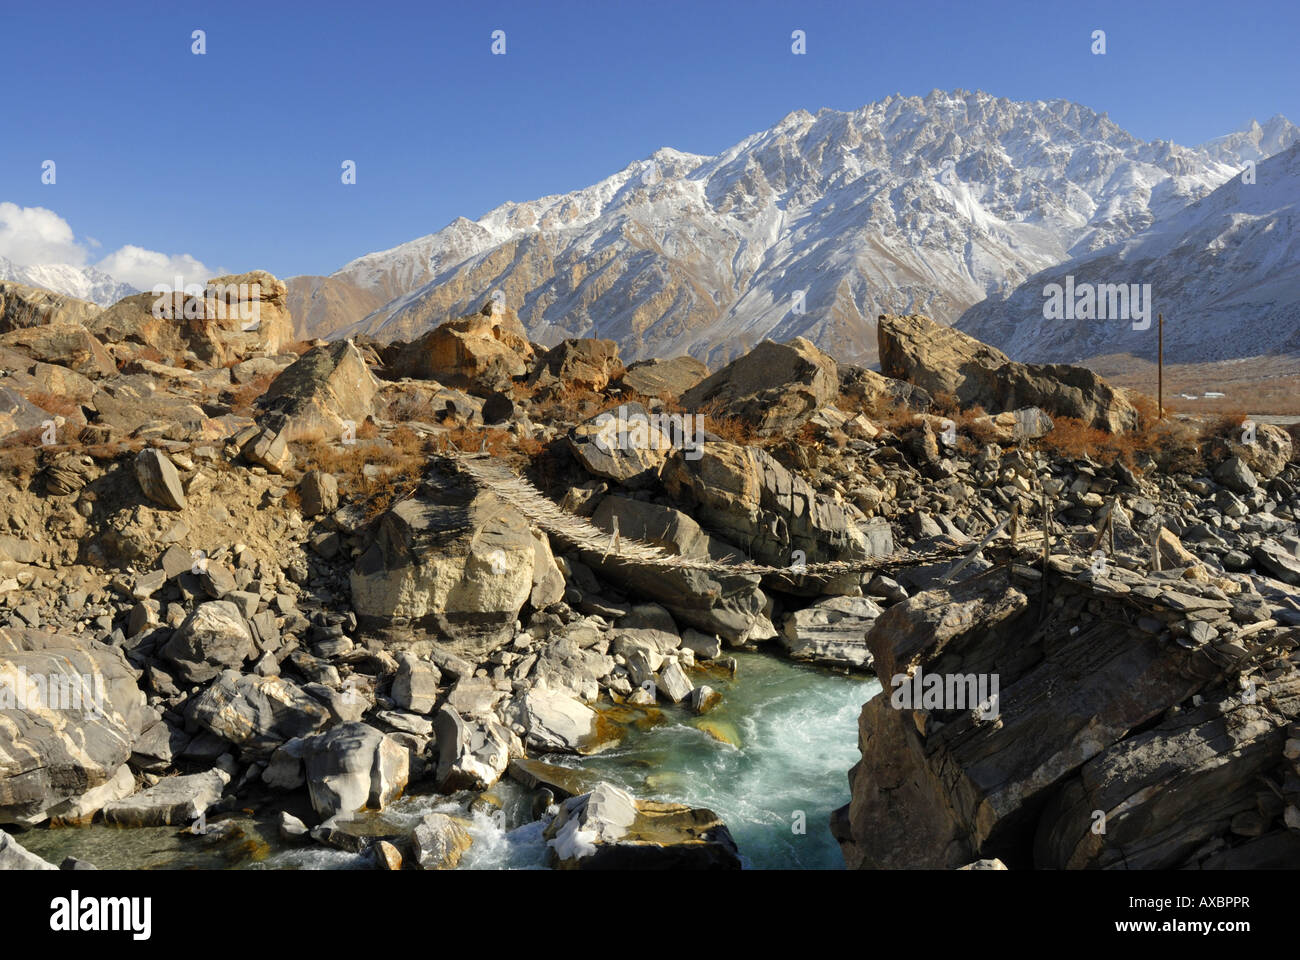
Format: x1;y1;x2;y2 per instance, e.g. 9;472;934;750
102;767;231;827
1214;456;1258;495
134;448;187;511
506;687;621;755
0;280;101;333
0;628;151;825
545;781;741;869
681;337;837;436
188;670;331;757
411;812;473;869
160;601;257;684
257;339;378;440
350;466;539;659
568;402;675;483
391;653;441;714
387;302;533;391
89;270;293;366
300;722;409;823
618;356;709;399
432;706;515;791
779;596;884;671
656;661;694;704
877;314;1137;432
0;322;116;378
838;364;932;411
1035;681;1300;869
297;470;339;517
837;567;1228;869
528;338;622;392
662;441;874;566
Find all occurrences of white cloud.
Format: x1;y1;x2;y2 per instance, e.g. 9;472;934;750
0;202;86;265
95;245;213;290
0;202;214;289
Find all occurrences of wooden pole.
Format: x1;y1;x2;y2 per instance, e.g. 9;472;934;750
1157;312;1164;420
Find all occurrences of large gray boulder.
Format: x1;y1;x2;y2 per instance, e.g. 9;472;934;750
160;601;257;684
779;596;883;670
0;628;151;825
877;313;1137;433
681;337;837;436
545;781;741;869
300;723;409;824
102;767;231;827
350;467;551;660
188;671;331;757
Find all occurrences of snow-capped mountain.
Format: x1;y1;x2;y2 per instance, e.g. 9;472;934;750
0;258;137;307
291;91;1296;366
956;142;1300;365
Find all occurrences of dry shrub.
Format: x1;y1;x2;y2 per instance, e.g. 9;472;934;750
230;372;279;416
25;392;82;418
294;430;431;520
0;428;42;481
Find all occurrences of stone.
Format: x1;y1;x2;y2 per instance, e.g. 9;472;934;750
411;812;473;870
680;629;722;660
258;339;379;440
188;670;331;757
387;302;534;391
681;337;838;436
545;781;740;869
507;687;621;755
686;685;722;715
877;313;1137;432
0;280;101;333
241;427;293;474
391;653;441;714
1214;457;1257;495
91;271;293;367
0;322;116;378
618;356;709;399
1253;543;1300;585
102;768;231;827
160;601;257;684
300;723;410;823
0;628;151;824
780;595;883;670
298;470;339;517
134;448;187;510
432;707;514;792
350;467;540;659
656;661;694;704
528;338;622;392
569;402;674;483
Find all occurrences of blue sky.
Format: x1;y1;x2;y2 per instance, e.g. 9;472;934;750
2;0;1297;284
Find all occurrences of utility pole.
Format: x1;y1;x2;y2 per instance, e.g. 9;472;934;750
1157;312;1164;420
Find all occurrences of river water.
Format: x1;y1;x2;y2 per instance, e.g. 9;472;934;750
18;651;876;870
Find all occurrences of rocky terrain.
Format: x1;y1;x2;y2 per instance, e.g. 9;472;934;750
0;277;1298;871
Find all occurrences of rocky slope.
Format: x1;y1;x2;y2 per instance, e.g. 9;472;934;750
286;93;1295;368
0;293;1297;871
0;258;137;308
957;142;1300;364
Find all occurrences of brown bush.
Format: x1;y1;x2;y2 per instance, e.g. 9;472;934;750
25;392;82;418
230;372;279;416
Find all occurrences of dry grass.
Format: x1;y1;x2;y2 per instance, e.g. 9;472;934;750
24;391;82;418
229;372;278;417
293;426;431;520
